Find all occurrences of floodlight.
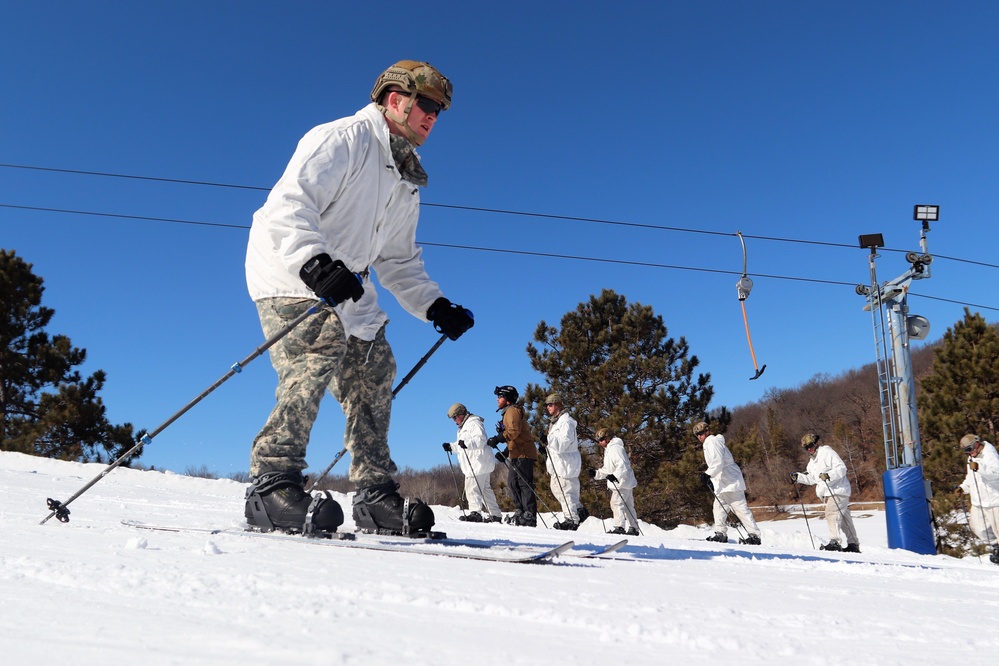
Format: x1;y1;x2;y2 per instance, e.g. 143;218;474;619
913;205;939;222
858;233;885;249
907;315;931;340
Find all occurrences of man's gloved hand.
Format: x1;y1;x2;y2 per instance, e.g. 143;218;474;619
606;473;618;484
587;469;597;479
442;442;452;453
537;443;547;456
955;486;964;495
457;440;467;449
486;435;504;449
427;297;474;341
699;472;713;492
819;472;830;481
539;433;548;445
494;450;507;463
299;253;364;306
791;472;808;484
970;461;980;472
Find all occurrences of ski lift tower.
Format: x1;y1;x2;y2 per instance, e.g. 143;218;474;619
855;204;938;555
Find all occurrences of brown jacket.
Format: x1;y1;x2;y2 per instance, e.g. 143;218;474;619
502;404;537;460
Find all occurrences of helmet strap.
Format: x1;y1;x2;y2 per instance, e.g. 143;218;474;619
379;94;424;147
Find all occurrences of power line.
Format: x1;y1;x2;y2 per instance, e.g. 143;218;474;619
4;201;996;312
3;162;997;269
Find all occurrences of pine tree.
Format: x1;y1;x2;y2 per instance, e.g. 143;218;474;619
0;249;138;462
523;289;726;527
917;309;999;557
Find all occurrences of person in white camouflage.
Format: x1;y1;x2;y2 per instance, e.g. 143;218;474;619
243;60;474;536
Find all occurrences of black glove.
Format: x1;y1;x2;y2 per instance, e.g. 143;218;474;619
819;472;830;481
606;473;618;484
790;471;804;484
537;443;547;456
539;433;548;445
587;469;597;479
495;450;507;463
699;472;713;491
457;440;467;450
442;442;452;453
486;435;503;449
427;297;474;341
299;253;364;306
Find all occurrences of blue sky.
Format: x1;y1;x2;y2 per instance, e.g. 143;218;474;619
2;2;997;477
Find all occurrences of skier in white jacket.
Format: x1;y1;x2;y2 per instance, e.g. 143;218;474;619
443;403;501;523
694;421;761;545
589;428;639;535
956;434;999;564
243;61;474;536
542;394;584;530
792;433;860;552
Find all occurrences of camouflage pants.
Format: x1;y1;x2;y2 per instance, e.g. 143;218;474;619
250;298;398;487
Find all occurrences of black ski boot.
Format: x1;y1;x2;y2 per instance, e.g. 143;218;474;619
245;471;343;535
843;542;861;554
625;527;640;536
608;526;626;535
739;533;762;545
991;546;999;565
459;511;484;523
554;520;578;531
516;512;537;527
352;480;436;536
503;510;522;525
820;540;843;551
706;531;728;543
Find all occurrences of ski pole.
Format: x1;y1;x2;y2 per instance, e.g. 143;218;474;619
544;448;574;525
705;484;748;540
496;455;549;529
608;477;642;535
443;448;467;518
42;303;320;525
458;444;490;517
791;474;816;549
969;463;993;559
957;492;984;564
305;447;347;492
307;333;449;489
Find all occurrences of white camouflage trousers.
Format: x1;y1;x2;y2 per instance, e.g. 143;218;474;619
713;490;761;537
464;473;501;518
550;474;581;522
824;495;859;545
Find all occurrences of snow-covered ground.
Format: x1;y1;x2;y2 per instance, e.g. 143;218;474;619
2;451;998;665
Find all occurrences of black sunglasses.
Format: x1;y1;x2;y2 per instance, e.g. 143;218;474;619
395;91;444;116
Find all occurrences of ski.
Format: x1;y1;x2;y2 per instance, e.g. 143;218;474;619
570;538;628;558
121;520;575;564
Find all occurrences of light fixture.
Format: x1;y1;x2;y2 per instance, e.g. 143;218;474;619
913;205;939;222
858;233;885;250
907;315;931;340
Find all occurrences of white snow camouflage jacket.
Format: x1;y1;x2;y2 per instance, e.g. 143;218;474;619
245;103;443;341
702;433;746;494
594;437;637;490
452;414;496;477
960;440;999;508
545;411;581;479
801;444;851;498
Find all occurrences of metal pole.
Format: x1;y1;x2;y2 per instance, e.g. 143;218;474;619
42;304;319;525
791;477;816;549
